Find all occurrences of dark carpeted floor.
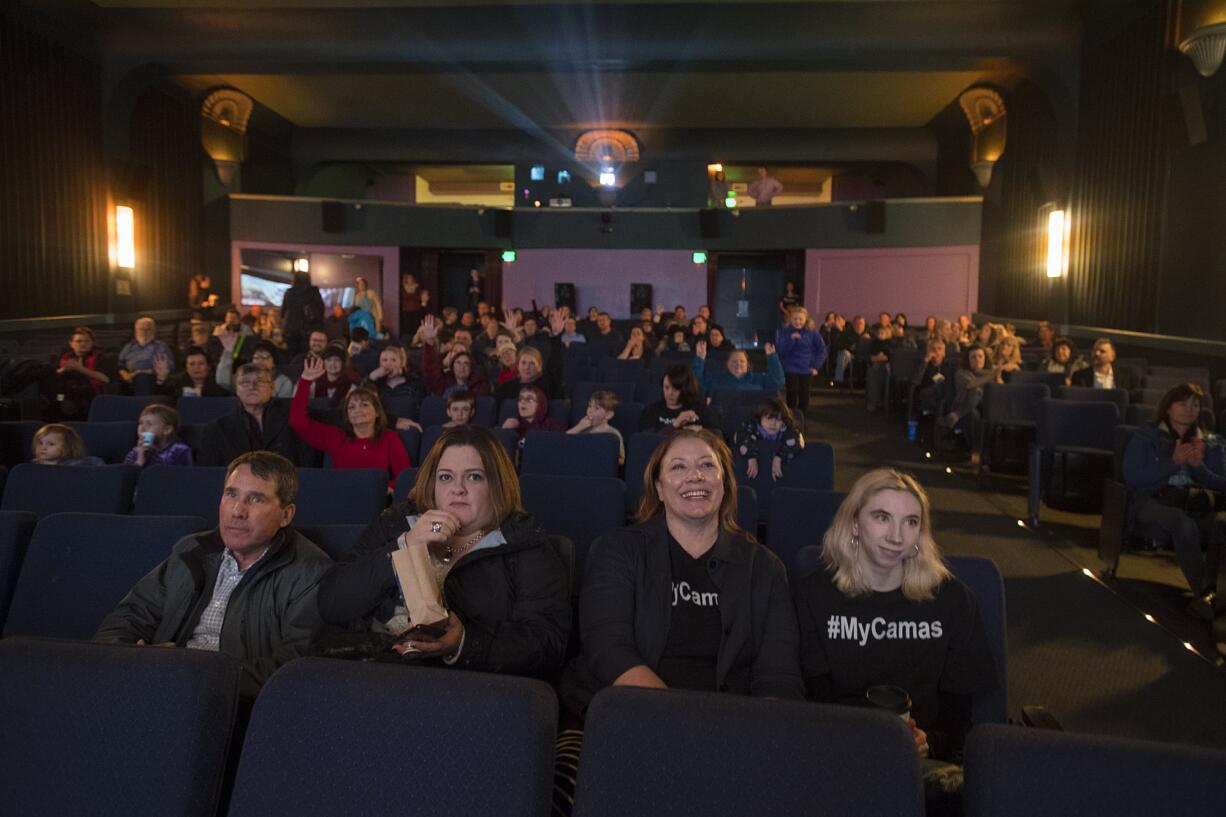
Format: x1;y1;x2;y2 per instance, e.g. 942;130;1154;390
804;385;1226;750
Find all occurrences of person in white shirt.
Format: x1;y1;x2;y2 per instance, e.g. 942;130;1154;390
747;165;784;206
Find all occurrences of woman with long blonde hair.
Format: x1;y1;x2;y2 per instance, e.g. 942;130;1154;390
793;468;997;764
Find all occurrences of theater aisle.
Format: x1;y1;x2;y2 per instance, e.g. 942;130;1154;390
802;386;1226;750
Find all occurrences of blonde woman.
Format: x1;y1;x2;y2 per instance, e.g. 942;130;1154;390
992;335;1022;380
793;468;997;763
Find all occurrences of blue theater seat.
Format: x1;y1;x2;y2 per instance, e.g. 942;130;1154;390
624;431;665;513
573;687;924;817
734;440;836;524
86;393;172;423
0;637;242;817
133;465;226;518
964;723;1226;817
521;431;620;478
765;488;846;572
1027;398;1119;525
227;660;558;817
1;463;140;518
294;524;364;561
0;510;37;632
3;513;210;640
392;466;421;503
293;468;388;525
521;474;625;579
175;395;239;425
67;420;137;463
0;420;40;465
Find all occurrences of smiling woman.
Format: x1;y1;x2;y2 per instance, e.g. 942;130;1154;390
792;468;997;766
560;428;803;722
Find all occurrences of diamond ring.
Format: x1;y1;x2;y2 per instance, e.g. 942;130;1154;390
431;521;443;533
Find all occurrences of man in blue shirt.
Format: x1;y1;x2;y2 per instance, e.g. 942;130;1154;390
692;341;784;392
117;316;174;392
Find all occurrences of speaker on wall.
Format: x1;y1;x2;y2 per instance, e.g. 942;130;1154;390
322;201;346;234
699;208;721;238
494;210;514;238
864;200;886;234
555;282;576;311
630;283;653;314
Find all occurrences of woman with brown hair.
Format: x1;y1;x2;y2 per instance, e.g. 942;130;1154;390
560;428;803;719
293;357;411;488
315;425;571;675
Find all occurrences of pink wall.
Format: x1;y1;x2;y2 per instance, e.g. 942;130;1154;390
231;241;402;333
504;249;708;317
804;246;979;323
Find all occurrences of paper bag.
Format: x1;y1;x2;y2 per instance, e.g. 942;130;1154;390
390;542;448;631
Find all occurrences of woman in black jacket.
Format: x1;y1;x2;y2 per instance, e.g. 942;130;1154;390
315;425;571;677
561;428;803;717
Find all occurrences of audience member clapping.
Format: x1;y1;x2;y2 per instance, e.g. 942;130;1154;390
733;396;805;480
117;316;174;392
153;345;229;398
124;404;193;467
294;358;411;488
31;423;102;466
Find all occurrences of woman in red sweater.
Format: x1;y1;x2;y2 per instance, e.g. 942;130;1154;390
293;357;411;490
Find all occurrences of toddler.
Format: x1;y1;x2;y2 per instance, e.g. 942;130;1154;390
733;397;804;480
124;404;193;467
31;424;102;466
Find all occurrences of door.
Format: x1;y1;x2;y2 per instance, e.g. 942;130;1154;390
713;254;786;349
439;252;486;313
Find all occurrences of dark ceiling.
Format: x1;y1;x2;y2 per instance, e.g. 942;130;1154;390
26;1;1096;165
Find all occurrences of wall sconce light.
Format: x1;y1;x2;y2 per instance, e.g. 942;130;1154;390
1045;208;1070;278
959;87;1007;189
115;205;135;269
293;257;310;273
1180;21;1226;77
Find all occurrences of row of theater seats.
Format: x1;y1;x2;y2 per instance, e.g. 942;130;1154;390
5;636;1224;817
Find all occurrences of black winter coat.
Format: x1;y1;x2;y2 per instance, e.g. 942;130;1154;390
316;504;572;678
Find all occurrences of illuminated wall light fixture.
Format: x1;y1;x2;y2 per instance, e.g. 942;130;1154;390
115;205;135;269
1045;208;1070;279
293;257;310;273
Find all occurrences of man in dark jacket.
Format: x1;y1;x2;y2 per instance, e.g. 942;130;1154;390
197;363;312;466
280;272;325;356
1070;337;1135;391
95;452;332;689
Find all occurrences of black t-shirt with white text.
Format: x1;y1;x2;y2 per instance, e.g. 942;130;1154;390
793;567;997;730
657;536;722;691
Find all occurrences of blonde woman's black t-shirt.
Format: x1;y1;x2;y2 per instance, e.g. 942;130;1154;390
657;536;722;691
793;567;996;730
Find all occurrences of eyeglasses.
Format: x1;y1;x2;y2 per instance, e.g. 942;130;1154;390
235;378;272;388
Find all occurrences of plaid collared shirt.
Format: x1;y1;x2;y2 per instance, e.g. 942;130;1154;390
186;547;268;651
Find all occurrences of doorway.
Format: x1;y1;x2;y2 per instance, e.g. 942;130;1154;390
712;253;787;349
439;252;486;313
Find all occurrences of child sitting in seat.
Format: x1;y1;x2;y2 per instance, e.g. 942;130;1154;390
733;396;804;480
567;389;625;465
444;390;477;428
31;423;103;466
123;404;193;467
501;384;562;449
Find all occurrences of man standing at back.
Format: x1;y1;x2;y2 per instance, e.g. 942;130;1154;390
747;165;784;207
95;452;331;689
198;363;309;466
